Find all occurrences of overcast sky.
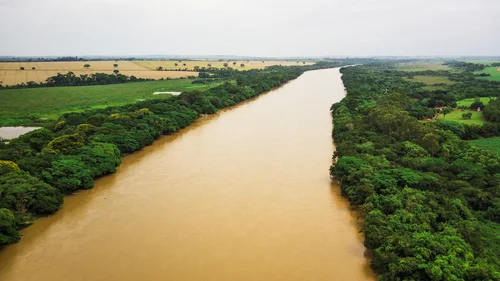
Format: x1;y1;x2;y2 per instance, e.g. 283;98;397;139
0;0;498;57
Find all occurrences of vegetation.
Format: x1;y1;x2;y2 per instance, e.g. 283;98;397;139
457;97;492;108
475;67;500;82
437;110;486;125
470;137;500;155
330;64;500;280
0;78;218;126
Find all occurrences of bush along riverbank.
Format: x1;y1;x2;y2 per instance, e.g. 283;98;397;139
0;61;356;246
330;64;500;280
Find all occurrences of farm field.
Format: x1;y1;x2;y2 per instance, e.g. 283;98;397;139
456;97;494;107
437;109;486;125
0;79;218;126
135;60;314;71
395;61;451;71
470;137;500;155
475;67;500;82
406;75;456;85
0;61;198;86
0;60;314;86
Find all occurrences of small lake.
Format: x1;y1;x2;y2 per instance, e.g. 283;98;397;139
0;127;40;139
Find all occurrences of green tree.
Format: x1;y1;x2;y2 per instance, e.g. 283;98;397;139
0;208;20;245
42;157;93;193
441;107;453;119
83;64;90;68
43;134;85;154
462;112;473;120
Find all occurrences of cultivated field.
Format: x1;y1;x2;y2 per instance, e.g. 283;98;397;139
0;79;219;126
0;61;198;86
135;60;314;71
406;75;456;85
475;67;500;82
0;60;313;86
395;61;451;71
437;109;486;125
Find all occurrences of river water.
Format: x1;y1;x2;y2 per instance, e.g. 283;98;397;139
0;68;375;281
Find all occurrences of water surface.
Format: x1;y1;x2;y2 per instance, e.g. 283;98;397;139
0;127;39;139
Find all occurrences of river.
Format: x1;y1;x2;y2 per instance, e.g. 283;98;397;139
0;68;375;281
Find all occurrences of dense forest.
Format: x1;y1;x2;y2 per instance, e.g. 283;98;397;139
330;64;500;280
0;61;359;245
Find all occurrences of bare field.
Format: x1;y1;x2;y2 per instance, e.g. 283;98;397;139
0;61;197;85
135;60;314;71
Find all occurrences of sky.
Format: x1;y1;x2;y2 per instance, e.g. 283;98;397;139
0;0;499;57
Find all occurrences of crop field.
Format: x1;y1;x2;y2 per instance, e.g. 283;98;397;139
0;60;313;86
0;61;198;86
0;79;219;126
135;60;314;71
470;137;500;155
406;75;456;85
475;67;500;82
436;109;486;125
456;97;494;107
395;61;451;71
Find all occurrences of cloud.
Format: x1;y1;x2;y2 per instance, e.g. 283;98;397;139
0;0;498;56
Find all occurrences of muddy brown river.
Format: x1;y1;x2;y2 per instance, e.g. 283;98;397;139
0;68;375;281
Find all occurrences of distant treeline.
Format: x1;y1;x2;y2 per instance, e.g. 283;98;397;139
330;64;500;280
0;61;352;245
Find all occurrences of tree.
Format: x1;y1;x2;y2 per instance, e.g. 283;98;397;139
156;66;163;71
207;63;212;67
43;134;85;154
42;157;93;193
441;107;453;119
32;67;36;70
193;66;200;71
462;112;473;120
113;64;118;67
183;63;186;67
19;67;25;70
83;64;90;68
174;63;178;67
0;208;20;245
240;64;245;67
470;98;485;111
233;62;237;65
223;63;229;67
113;69;119;74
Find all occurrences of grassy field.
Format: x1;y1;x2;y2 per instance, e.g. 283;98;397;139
0;79;218;126
0;61;198;86
474;67;500;82
470;137;500;155
456;97;494;107
395;61;451;71
463;59;500;65
437;109;486;125
135;60;314;71
406;75;456;85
